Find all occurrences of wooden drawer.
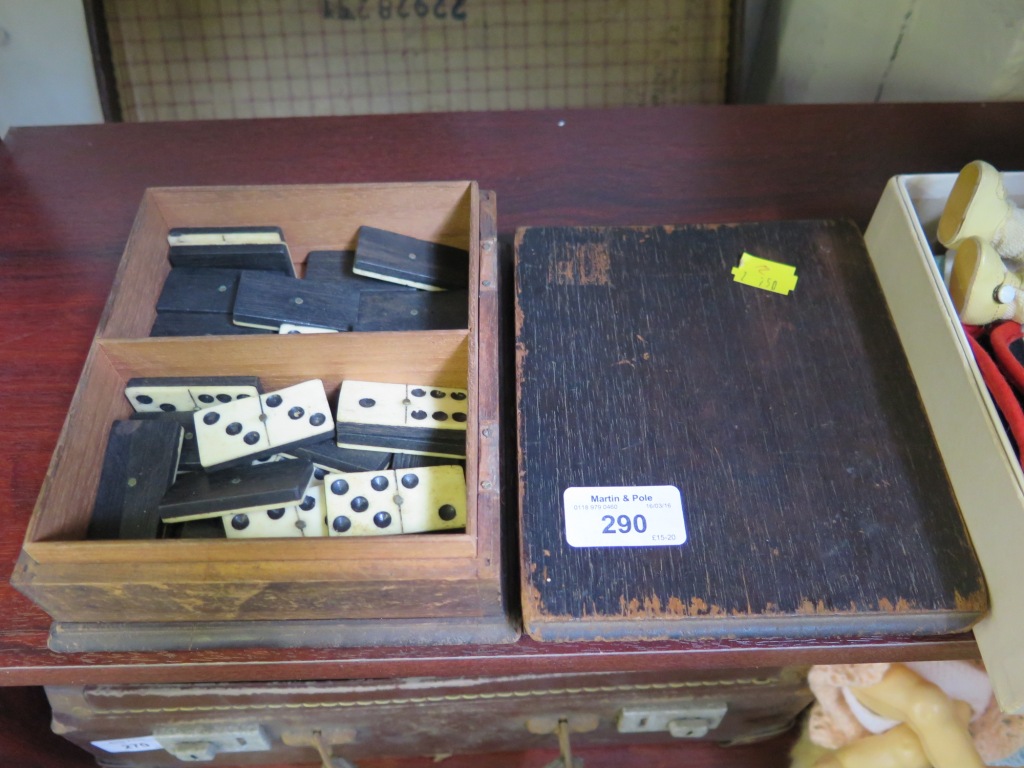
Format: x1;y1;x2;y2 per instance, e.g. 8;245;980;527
46;668;812;766
11;183;506;638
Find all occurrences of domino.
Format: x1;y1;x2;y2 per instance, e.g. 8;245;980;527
130;411;201;472
324;470;403;537
232;270;360;331
259;379;334;453
355;288;468;331
288;441;392;475
194;379;332;470
167;226;284;246
392;465;467;534
88;420;183;540
159;458;315;523
279;323;338;334
125;376;262;413
353;226;469;291
168;243;295;277
151;311;274;337
323;466;466;537
156;267;241;314
335;380;468;458
223;482;328;538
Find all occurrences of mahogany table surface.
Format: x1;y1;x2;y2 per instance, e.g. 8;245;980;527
2;102;1021;687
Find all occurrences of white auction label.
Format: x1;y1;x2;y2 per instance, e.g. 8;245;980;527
90;736;162;753
563;485;686;547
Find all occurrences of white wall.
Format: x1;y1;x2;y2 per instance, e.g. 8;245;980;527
744;0;1024;103
0;0;104;139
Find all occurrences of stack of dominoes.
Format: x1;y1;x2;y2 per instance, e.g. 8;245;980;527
152;225;469;336
89;376;468;541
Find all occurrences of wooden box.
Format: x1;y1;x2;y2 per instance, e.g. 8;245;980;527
515;221;986;643
11;182;508;642
864;172;1024;713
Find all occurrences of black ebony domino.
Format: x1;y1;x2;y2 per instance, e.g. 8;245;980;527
168;243;295;277
355;288;468;331
151;311;274;337
159;459;315;523
353;226;469;291
288;441;392;476
156;267;241;314
336;423;466;458
232;270;361;331
88;420;183;540
130;411;201;471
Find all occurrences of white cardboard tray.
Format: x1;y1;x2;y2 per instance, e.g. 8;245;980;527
865;171;1024;713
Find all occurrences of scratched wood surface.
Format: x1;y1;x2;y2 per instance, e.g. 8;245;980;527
516;221;987;641
7;105;1024;686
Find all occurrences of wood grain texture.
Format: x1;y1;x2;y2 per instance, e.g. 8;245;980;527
5;105;1024;686
516;222;986;640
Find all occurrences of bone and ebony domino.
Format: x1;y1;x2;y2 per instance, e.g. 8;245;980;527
194;379;333;470
125;376;263;413
335;380;468;458
159;458;316;524
130;411;202;472
168;243;295;277
324;465;466;537
223;481;328;539
354;288;468;331
89;420;184;540
232;270;361;331
352;226;469;291
156;267;241;315
167;226;284;247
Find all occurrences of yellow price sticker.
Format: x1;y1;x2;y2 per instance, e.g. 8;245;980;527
731;252;798;295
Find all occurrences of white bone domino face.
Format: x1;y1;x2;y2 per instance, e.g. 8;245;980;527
125;385;196;413
260;379;333;447
222;484;328;538
338;381;468;429
324;470;403;537
194;396;270;467
393;465;467;534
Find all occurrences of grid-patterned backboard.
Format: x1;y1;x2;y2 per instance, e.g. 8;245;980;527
105;0;730;120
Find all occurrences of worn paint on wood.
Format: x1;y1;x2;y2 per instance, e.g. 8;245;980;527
515;221;987;641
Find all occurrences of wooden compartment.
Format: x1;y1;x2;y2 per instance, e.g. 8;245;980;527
11;183;505;631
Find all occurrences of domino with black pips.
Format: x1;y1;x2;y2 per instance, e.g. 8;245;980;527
232;270;360;331
168;243;295;277
335;380;468;458
223;482;328;538
88;420;184;540
392;465;467;534
167;226;284;247
125;376;262;414
353;226;469;291
324;470;403;537
151;311;274;337
194;379;333;470
159;458;315;523
156;267;241;315
355;288;468;331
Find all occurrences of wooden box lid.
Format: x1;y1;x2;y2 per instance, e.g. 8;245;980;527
514;220;987;642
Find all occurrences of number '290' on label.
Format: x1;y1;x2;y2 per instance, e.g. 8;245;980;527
562;485;686;548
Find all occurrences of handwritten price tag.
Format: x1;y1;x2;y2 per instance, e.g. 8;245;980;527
731;253;798;295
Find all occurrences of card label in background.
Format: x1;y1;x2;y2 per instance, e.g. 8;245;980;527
563;485;686;547
91;736;162;753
